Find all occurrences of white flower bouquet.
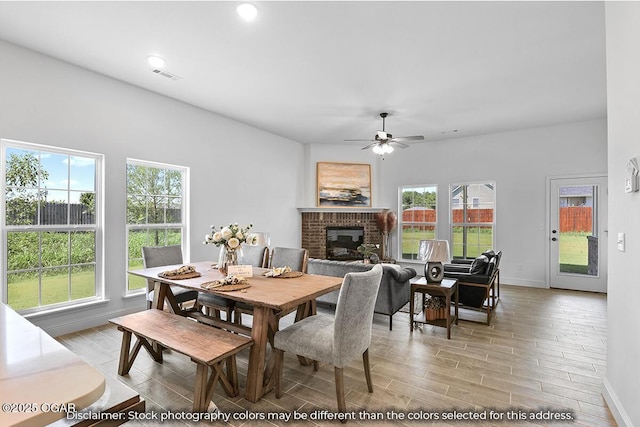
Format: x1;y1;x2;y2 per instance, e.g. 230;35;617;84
204;223;256;250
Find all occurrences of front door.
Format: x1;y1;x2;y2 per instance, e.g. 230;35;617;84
549;176;607;293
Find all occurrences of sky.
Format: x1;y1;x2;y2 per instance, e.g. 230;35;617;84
6;146;95;203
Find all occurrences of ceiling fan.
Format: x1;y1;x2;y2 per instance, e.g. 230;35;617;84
345;112;424;155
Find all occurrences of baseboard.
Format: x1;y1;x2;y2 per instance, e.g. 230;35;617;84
500;277;547;288
603;377;634;427
44;306;143;337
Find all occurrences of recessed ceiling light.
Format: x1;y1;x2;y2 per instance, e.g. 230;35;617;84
147;55;166;69
237;2;258;21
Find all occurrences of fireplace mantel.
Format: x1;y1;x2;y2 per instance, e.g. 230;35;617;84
297;207;389;213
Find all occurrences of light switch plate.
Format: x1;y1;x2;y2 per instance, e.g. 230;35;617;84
617;233;625;251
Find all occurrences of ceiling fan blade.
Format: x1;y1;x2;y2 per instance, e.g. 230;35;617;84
345;139;375;142
390;141;409;149
390;135;425;142
360;142;378;150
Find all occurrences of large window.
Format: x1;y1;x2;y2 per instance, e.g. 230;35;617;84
399;185;437;260
451;182;495;259
126;159;187;292
2;139;102;313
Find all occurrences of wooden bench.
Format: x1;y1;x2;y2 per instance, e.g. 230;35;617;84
109;310;253;412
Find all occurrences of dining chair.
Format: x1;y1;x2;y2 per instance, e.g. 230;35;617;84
273;264;383;416
230;245;271;326
141;245;199;310
240;245;269;269
270;247;308;272
234;247;308;327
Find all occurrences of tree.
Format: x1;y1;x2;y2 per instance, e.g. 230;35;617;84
402;190;436;211
79;192;95;217
126;164;182;246
5;152;49;225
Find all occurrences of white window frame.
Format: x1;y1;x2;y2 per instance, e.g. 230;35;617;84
1;138;104;313
450;181;496;259
398;184;438;262
125;158;189;294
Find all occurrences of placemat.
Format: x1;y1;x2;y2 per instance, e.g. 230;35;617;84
265;271;304;279
200;281;250;292
158;271;201;280
210;283;251;292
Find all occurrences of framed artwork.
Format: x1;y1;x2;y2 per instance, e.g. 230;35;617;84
316;162;371;207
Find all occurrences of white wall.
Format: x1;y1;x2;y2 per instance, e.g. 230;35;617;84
0;40;305;335
603;3;640;426
306;120;607;287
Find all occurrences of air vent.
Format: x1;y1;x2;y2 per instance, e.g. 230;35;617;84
151;69;183;81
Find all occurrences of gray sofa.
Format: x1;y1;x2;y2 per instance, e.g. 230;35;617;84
308;258;417;331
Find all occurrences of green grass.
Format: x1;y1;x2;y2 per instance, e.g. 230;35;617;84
402;228;493;260
128;260;146;291
8;268;95;311
8;262;148;312
559;231;590;274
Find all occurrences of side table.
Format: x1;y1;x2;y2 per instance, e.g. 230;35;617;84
409;277;459;339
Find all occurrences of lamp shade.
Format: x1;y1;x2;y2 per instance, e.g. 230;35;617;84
248;232;271;247
418;240;451;263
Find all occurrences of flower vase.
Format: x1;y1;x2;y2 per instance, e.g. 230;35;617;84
218;246;243;275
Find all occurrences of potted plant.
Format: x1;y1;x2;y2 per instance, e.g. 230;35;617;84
357;243;380;264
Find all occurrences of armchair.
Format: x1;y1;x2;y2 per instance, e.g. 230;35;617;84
443;250;501;325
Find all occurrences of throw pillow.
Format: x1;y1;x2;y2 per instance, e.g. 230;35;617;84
470;255;489;274
481;249;495;260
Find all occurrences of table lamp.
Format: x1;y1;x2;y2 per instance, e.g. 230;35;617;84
419;240;451;283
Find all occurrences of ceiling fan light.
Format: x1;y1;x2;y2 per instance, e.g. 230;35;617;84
384;144;394;154
237;2;258;21
372;144;384;155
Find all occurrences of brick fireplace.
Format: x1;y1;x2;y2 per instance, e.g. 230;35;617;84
300;209;385;259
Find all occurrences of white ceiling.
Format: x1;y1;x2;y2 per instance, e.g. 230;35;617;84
0;1;606;147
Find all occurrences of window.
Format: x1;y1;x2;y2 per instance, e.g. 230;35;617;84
399;185;437;260
126;159;188;292
2;139;102;313
451;182;495;259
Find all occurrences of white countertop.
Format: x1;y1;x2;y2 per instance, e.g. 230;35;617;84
0;303;105;426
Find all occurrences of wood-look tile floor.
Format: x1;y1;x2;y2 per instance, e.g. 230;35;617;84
57;285;616;426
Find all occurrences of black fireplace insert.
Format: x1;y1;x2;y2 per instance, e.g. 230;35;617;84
326;226;364;260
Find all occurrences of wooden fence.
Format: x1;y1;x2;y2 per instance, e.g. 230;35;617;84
559;206;592;232
402;208;494;223
6;202;95;225
403;206;592;232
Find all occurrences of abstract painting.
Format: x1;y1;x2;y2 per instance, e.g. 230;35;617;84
316;162;371;207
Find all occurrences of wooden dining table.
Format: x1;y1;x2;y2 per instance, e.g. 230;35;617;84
128;261;342;402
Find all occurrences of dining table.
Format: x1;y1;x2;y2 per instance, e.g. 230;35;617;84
128;260;343;402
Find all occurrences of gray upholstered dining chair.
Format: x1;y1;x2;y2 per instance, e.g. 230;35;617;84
269;247;308;272
142;245;199;310
234;246;308;326
240;245;269;269
273;264;383;416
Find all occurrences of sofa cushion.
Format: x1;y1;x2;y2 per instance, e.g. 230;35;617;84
469;255;489;274
307;258;373;278
308;258;415;319
481;249;496;260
